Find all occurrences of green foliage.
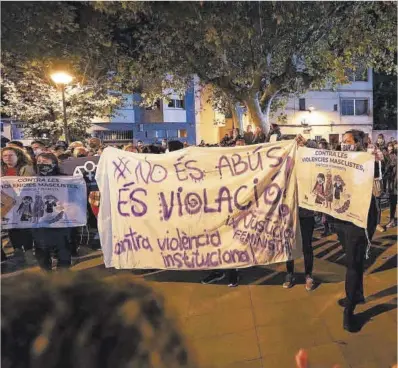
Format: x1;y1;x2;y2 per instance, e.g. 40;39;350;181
373;71;397;130
95;1;397;128
1;1;397;130
1;64;123;142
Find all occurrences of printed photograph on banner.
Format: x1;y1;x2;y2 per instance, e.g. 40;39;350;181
1;176;87;229
296;147;374;228
95;141;303;270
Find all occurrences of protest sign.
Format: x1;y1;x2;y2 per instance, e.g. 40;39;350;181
1;176;87;229
296;147;374;228
59;156;99;193
96;141;302;270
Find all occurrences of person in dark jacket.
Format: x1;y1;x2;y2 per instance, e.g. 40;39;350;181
252;126;266;144
32;153;71;271
385;146;397;228
243;125;254;145
327;130;378;332
265;123;282;143
2;146;36;266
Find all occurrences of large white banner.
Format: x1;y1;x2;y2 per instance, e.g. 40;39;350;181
296;147;374;228
1;176;87;229
96;141;303;270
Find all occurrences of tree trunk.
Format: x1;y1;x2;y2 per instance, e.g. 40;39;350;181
242;92;268;133
231;103;240;130
263;90;280;131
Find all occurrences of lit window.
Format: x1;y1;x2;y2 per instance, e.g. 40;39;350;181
178;129;187;138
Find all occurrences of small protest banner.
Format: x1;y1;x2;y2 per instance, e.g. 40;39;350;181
296;147;374;228
1;176;87;229
59;156;99;193
96;141;302;270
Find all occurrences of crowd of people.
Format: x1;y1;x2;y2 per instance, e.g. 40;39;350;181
1;127;397;333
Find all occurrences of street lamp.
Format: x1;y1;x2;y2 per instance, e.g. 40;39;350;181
51;71;73;144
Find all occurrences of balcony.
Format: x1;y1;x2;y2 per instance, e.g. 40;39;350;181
91;123;134;143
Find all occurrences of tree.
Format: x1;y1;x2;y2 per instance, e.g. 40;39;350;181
2;2;396;134
1;64;122;142
373;71;397;130
95;1;396;132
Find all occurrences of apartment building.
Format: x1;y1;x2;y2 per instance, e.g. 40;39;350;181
1;69;376;147
268;68;374;145
90;84;197;145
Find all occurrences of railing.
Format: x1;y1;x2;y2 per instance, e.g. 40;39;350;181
93;130;133;141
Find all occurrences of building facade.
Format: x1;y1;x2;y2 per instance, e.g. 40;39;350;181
90;83;197;145
2;69;379;147
267;68;374;145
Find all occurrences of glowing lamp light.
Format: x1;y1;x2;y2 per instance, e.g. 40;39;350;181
51;71;73;85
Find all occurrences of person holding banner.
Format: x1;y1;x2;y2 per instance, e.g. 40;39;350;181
31;153;72;270
283;208;316;291
328;130;378;332
283;135;318;291
1;146;36;266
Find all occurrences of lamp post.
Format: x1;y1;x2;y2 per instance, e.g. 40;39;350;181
51;72;73;144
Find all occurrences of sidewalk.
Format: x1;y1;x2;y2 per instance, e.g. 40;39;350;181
1;210;397;367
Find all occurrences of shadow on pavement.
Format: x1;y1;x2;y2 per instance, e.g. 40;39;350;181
355;297;397;332
366;285;398;303
371;254;397;275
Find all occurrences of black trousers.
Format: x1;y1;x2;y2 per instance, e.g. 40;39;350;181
286;216;315;276
334;222;366;311
375;197;382;224
390;194;397;220
8;229;33;251
32;229;71;271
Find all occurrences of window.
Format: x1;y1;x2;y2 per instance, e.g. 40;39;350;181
139;124;144;132
146;130;166;139
167;130;178;138
341;99;368;116
299;98;306;111
178;129;187;138
333;104;338;111
167;99;185;109
155;130;166;138
346;67;368;82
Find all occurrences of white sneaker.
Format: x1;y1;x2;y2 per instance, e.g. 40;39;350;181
305;276;315;292
283;274;295;289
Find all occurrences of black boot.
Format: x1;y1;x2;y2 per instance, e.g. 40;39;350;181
338;293;366;307
343;307;356;332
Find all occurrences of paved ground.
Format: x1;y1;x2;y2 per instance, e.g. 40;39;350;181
1;210;397;368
